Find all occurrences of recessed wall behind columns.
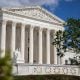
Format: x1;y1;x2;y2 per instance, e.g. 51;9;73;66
33;28;39;64
6;21;12;51
50;31;54;64
42;30;46;64
15;23;21;51
25;26;29;63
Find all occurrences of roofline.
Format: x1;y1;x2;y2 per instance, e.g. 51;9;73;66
0;6;65;24
40;6;65;23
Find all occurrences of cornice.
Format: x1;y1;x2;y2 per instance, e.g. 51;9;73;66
1;6;65;23
0;6;64;26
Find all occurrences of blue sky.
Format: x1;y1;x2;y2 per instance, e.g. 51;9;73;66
43;0;80;21
0;0;80;21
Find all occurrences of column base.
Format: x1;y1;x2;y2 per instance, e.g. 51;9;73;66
15;59;25;63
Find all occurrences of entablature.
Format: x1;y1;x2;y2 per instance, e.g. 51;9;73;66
0;6;65;27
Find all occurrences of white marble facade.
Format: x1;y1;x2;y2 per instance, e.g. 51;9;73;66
0;6;64;65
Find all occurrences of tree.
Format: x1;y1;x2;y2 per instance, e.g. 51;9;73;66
64;18;80;53
0;51;13;80
53;30;65;64
53;18;80;64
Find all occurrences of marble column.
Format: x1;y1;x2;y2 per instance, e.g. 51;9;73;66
53;31;57;64
39;28;43;64
54;47;58;64
46;29;50;64
29;26;34;64
1;20;7;57
11;22;16;58
21;24;25;63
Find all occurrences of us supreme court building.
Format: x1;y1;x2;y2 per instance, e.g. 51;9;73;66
0;6;79;76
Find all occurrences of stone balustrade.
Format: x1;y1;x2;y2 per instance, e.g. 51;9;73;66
13;64;80;76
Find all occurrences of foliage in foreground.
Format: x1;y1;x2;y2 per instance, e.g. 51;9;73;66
53;18;80;54
64;18;80;53
0;51;13;80
14;75;80;80
53;18;80;64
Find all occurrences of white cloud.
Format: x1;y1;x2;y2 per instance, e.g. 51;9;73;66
0;0;74;10
0;0;60;7
0;0;21;7
23;0;59;5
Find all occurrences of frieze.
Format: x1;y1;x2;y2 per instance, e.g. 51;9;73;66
53;67;60;74
45;67;52;73
2;7;64;25
33;66;42;73
13;64;80;76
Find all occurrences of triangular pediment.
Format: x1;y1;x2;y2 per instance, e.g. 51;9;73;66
3;6;64;24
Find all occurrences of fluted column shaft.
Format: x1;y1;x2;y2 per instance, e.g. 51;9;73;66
29;26;34;64
39;28;43;64
21;24;25;63
46;29;50;64
11;22;16;58
1;20;7;57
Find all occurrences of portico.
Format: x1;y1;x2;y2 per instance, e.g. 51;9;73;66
0;6;64;65
0;20;58;64
2;7;79;76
